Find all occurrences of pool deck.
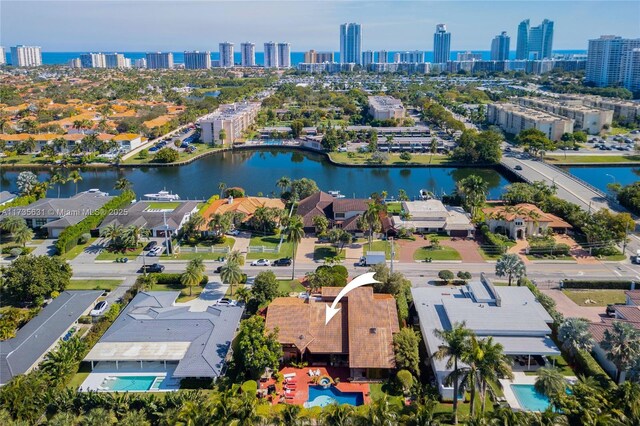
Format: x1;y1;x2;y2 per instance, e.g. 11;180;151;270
79;361;180;392
259;366;371;406
500;372;578;411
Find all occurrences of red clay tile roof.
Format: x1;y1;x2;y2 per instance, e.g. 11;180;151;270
482;203;572;228
614;306;640;323
296;192;334;228
625;290;640;306
332;199;369;214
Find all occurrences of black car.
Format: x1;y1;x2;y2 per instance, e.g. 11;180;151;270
214;266;223;273
273;258;292;267
144;241;158;251
139;263;165;273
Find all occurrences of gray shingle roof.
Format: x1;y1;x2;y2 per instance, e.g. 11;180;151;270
98;201;198;232
0;290;102;385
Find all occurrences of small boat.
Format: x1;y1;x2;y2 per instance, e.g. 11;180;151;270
144;190;180;201
419;189;434;200
327;190;345;199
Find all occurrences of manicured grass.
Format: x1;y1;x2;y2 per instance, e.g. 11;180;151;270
524;354;575;376
369;383;404;407
68;363;92;390
597;253;627;261
225;283;244;297
67;279;123;291
150;282;204;302
313;245;346;261
95;246;144;260
546;155;640;164
413;245;462;261
59;238;98;261
146;201;181;210
385;202;402;214
526;254;575;261
329;152;454;166
363;240;399;260
123;144;221;165
246;235;293;260
562;289;627;307
277;279;306;294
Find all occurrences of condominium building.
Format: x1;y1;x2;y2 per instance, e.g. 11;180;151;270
362;50;374;67
398;50;425;63
198;102;261;145
368;96;405;120
303;50;316;63
105;53;127;68
516;19;554;60
264;42;278;68
184;51;211;69
0;47;5;65
277;42;291;68
80;53;106;68
376;50;389;63
11;45;42;67
68;58;82;68
586;36;640;88
145;52;173;69
486;103;573;141
241;42;256;67
340;23;362;64
218;42;234;68
558;94;640;125
491;32;510;61
517;97;613;134
433;24;451;63
303;50;335;63
133;58;147;69
456;51;481;62
297;63;356;73
623;49;640;92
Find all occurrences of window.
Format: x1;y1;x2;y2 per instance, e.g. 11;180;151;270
335;213;345;219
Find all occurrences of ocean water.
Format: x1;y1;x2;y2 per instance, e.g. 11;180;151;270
4;50;587;66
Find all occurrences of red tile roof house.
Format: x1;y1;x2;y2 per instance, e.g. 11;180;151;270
265;287;399;381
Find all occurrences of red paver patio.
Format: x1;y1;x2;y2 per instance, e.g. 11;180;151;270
258;366;371;406
397;236;485;263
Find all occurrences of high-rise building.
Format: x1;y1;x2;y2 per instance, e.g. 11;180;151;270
105;53;127;68
622;48;640;92
316;52;334;63
219;42;234;68
184;51;211;69
145;52;173;69
264;42;278;68
67;58;82;68
491;32;510;61
133;58;147;69
433;24;451;63
304;50;317;63
277;42;291;68
376;50;388;63
516;19;553;60
398;51;425;63
586;36;640;88
340;23;362;64
10;45;42;67
80;53;106;68
362;50;374;67
0;47;5;66
456;51;481;61
241;43;256;67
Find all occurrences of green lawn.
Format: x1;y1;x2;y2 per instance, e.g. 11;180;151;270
597;253;627;261
68;363;92;390
95;246;144;261
59;238;98;261
151;282;204;302
67;279;123;291
146;201;181;210
562;289;627;307
546;155;640;164
123;144;221;165
363;240;399;260
313;245;346;261
413;245;462;261
329;152;453;166
277;279;306;294
246;235;293;260
386;202;402;214
524;354;575;376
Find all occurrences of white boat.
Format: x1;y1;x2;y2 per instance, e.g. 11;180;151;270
144;190;180;201
327;190;345;199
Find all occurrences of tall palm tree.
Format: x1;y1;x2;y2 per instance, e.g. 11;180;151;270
101;223;124;246
430;138;438;164
68;170;83;195
209;213;232;236
123;225;149;249
456;336;483;418
49;171;68;198
181;259;204;296
218;181;227;197
12;225;34;248
0;216;27;234
286;215;305;280
226;250;243;265
274;404;306;425
220;260;243;296
601;321;640;383
276;176;291;195
114;178;132;191
558;318;594;357
404;398;440;426
457;175;488;218
534;367;567;399
528;409;569;426
495;253;526;286
357;394;398;426
475;337;513;415
433;322;474;425
362;201;383;250
321;403;354;426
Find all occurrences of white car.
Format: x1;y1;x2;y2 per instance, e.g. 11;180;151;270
215;298;238;306
147;246;164;257
250;259;271;266
90;301;109;316
227;229;240;236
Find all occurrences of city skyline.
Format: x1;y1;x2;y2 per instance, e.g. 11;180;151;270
1;1;638;52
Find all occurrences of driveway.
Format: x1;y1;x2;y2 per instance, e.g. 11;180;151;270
30;239;58;256
183;281;228;312
295;236;317;264
232;231;252;254
541;289;606;322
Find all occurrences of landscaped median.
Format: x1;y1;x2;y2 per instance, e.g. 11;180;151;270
545;154;640;164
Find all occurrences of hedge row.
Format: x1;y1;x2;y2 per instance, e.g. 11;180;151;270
478;225;507;254
522;278;564;326
574;349;617;390
561;280;633;290
55;190;135;254
150;272;209;286
0;195;37;213
528;243;570;256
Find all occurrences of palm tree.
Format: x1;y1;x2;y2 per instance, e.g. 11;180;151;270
489;406;529;426
362;201;383;250
457;175;488;218
274;404;306;425
404;398;440;426
357;394;398;426
220;260;243;296
209;213;232;237
114;178;132;191
68;170;83;194
49;171;68;198
0;216;27;234
218;181;227;197
495;253;526;286
528;409;569;426
218;129;227;146
123;225;149;249
12;225;34;247
181;258;204;296
430;138;438;164
101;223;124;246
475;337;513;415
433;322;474;425
286;215;305;280
601;321;640;383
534;367;567;399
276;176;291;195
558;318;594;357
321;403;354;426
227;250;244;265
83;407;117;426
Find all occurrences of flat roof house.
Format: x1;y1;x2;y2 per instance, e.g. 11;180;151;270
1;190;112;238
84;291;244;381
99;201;198;237
265;287;399;381
411;274;559;400
0;290;102;385
394;200;474;237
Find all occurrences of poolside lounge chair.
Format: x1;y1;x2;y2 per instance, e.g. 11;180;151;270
315;369;321;376
308;370;314;377
283;372;296;379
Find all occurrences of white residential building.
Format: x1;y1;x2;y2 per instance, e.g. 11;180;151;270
218;42;234;68
586;36;640;89
105;53;127;68
198;102;261;145
241;42;256;66
133;58;147;69
394;200;474;237
0;46;6;65
80;53;106;68
11;45;42;67
340;23;362;64
486;103;574;141
145;52;173;69
456;51;481;61
277;42;291;68
362;50;374;67
184;51;211;69
517;97;613;134
368;96;405;120
264;42;278;68
376;50;388;63
68;58;82;68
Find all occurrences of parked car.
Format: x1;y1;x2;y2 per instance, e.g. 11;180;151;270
144;241;158;251
214;266;223;273
514;165;523;170
215;298;238;306
90;301;109;316
273;258;292;266
606;303;625;318
147;246;164;256
250;259;271;266
139;263;165;273
227;229;240;236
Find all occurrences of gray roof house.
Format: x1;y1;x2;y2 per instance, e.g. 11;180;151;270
0;290;102;385
0;191;18;206
1;190;112;238
84;291;244;379
99;201;198;237
411;274;559;400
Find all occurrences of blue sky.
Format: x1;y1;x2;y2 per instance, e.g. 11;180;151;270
1;1;638;51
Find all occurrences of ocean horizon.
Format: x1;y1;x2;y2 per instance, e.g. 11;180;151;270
4;50;587;66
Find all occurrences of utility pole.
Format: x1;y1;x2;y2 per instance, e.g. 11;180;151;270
390;236;394;274
163;211;171;255
622;220;630;255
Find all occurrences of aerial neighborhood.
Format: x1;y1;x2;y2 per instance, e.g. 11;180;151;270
1;4;640;426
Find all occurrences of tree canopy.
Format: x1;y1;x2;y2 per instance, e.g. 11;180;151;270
1;255;72;305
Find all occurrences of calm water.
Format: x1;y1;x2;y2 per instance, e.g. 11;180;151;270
566;166;640;192
0;149;509;200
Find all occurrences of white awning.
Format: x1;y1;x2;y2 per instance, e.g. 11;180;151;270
490;336;560;356
84;342;190;361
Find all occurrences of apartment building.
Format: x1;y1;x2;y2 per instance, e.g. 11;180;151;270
105;53;127;68
362;50;374;67
264;42;278;68
199;102;261;145
219;42;234;68
241;43;256;67
303;50;335;63
586;36;640;89
0;46;5;65
486;103;574;141
145;52;173;69
184;51;211;69
11;45;42;67
277;43;291;68
376;50;389;63
433;24;451;63
368;96;405;120
456;51;482;61
558;94;640;125
517;97;613;134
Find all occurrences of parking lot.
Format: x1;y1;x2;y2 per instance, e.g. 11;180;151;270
148;126;199;155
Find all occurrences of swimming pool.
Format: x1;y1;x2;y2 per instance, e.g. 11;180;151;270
305;385;364;408
102;375;165;392
510;384;551;411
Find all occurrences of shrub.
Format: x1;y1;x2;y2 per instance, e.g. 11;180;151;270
528;243;570;256
137;149;149;159
9;248;22;257
574;349;616;390
561;279;632;290
241;380;258;394
153;147;179;163
479;224;507;254
78;233;91;244
78;316;92;324
151;272;208;286
438;270;454;284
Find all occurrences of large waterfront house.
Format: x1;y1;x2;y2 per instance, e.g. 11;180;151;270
393;200;474;237
198;196;285;235
482;203;571;240
297;191;380;235
99;200;198;237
